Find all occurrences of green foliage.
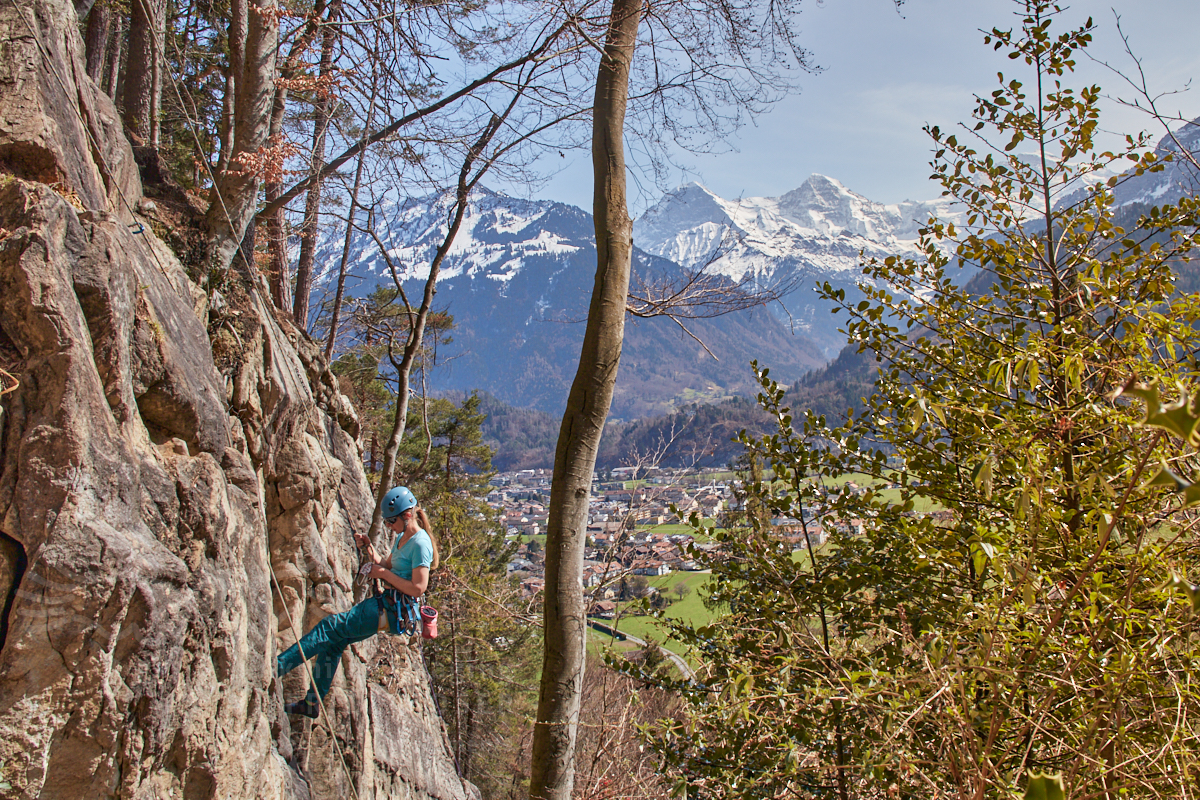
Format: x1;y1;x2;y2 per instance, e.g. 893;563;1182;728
332;286;458;484
398;392;493;499
332;347;393;478
634;3;1200;798
1021;773;1065;800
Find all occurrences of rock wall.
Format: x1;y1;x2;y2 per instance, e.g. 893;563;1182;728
0;1;474;798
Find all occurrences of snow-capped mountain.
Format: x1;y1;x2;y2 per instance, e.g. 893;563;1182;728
317;189;588;288
313;188;828;419
633;176;963;352
634;175;959;276
1051;118;1200;212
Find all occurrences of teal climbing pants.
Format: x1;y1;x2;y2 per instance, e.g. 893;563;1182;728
277;596;382;701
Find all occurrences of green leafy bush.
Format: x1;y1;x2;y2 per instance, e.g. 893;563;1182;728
635;2;1200;798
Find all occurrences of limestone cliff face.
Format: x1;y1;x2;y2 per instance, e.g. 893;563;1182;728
0;1;473;798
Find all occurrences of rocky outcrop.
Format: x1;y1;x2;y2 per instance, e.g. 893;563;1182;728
0;1;473;798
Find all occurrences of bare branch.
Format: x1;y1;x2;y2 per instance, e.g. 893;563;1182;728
1091;12;1200;175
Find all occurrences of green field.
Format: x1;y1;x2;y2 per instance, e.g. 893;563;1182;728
620;469;735;491
599;570;718;656
587;628;640;657
644;520;719;541
593;545;827;657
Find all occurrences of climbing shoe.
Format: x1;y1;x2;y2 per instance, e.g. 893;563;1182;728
285;698;319;718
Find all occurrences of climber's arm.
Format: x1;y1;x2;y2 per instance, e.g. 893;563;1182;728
353;532;388;566
367;564;429;597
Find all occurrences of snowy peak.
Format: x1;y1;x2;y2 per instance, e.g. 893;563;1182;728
1154;118;1200;159
315;188;591;287
779;174;854;219
778;174;887;236
633;175;959;278
1056;118;1200;211
633;182;737;268
1112;119;1200;208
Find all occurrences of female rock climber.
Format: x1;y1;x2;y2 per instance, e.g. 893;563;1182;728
277;485;439;718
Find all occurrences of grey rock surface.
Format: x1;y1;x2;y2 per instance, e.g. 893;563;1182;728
0;0;472;797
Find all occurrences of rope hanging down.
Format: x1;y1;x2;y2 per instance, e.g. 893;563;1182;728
268;565;364;800
8;0;175;281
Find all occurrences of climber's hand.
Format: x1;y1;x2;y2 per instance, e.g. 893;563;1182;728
365;564;390;582
353;532;370;549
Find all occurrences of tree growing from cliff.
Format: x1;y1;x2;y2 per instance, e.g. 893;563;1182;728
200;0;278;278
639;2;1200;797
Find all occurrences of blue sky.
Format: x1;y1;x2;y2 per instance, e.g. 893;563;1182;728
532;0;1200;213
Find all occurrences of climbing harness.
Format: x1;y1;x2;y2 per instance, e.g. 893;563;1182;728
378;587;422;635
355;519;442;638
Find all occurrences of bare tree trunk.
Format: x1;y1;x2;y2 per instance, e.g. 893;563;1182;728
528;1;641;798
203;0;278;278
123;0;164;145
292;0;340;329
324;79;377;362
103;15;125;99
264;92;291;312
239;216;257;272
84;1;110;83
149;22;162;149
215;0;245;178
263;0;326;312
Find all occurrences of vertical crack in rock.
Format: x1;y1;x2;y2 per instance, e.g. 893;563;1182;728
0;530;26;651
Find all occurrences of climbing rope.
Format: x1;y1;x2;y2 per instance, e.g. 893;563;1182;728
267;565;364;800
8;0;177;285
145;11;373;794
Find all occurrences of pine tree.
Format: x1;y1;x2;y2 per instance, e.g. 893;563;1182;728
406;394;542;798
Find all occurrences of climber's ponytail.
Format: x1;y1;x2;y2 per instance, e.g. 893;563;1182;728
415;507;440;570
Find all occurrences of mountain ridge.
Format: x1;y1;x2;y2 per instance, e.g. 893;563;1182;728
314;185;834;419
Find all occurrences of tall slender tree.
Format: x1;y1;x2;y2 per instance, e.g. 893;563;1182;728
202;0;278;277
123;0;166;146
292;0;340;328
529;0;871;792
263;0;327;312
530;1;641;797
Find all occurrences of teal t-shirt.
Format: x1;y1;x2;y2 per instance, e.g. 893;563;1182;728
389;528;434;582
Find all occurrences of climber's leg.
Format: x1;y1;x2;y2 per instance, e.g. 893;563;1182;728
278;596;382;713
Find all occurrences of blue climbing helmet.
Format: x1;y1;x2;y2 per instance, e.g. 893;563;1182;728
381;486;417;522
